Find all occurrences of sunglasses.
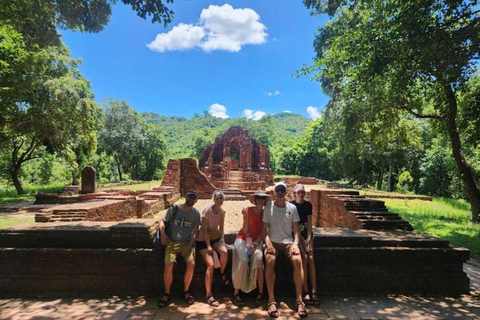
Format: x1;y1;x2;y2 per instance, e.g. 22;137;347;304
275;188;286;193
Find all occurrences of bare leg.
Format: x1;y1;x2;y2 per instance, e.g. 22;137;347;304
257;265;264;294
301;252;309;294
308;252;318;293
184;257;195;293
214;242;229;275
199;249;214;295
290;254;304;303
265;252;276;302
164;262;174;294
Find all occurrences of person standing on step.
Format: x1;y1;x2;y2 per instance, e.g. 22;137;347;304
262;182;308;318
196;189;229;307
232;190;271;307
290;184;320;306
158;190;201;308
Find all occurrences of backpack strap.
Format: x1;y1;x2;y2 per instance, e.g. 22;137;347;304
169;204;179;223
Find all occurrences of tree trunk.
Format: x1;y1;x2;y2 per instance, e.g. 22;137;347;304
444;83;480;222
387;161;392;192
71;170;79;185
117;163;123;181
377;162;384;190
11;164;24;195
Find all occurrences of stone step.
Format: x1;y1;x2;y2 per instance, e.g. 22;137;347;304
224;195;246;201
350;211;399;217
0;244;469;296
361;220;413;231
345;206;388;212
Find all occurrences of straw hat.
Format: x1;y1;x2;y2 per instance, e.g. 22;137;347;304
249;190;272;205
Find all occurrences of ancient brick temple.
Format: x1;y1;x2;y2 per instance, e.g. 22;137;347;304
199;126;274;190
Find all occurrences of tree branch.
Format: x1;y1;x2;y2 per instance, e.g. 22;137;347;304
393;106;444;120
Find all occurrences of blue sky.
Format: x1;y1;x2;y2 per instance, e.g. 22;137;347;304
61;1;330;120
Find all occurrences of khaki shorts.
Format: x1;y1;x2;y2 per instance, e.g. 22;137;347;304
266;242;298;260
165;241;195;264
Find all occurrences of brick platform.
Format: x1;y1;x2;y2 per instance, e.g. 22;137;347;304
0;222;469;297
310;189;413;231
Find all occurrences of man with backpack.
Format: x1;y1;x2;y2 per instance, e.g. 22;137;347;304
158;190;201;307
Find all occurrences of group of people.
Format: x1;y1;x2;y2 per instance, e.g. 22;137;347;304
157;182;319;318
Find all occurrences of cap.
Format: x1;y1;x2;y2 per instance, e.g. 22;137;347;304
274;182;287;191
186;190;199;198
293;184;306;192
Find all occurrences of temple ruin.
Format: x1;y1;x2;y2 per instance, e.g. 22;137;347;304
199;126;274;190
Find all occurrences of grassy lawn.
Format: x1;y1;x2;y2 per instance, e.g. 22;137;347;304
383;197;480;259
0;216;35;230
0;183;65;205
103;180;163;191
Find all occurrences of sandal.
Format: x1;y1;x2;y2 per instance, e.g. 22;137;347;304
233;294;245;306
303;292;312;305
311;292;321;306
220;273;230;286
206;293;220;307
267;301;279;318
183;291;195;305
296;301;308;318
157;293;170;308
254;292;264;306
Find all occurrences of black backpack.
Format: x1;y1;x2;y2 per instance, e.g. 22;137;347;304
153;204;179;250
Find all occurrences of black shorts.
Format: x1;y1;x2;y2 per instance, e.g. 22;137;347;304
196;238;221;251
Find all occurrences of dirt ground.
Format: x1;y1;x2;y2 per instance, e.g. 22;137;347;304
158;199;253;233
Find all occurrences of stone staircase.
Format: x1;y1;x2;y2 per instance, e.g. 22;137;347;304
227;170;244;189
333;195;414;231
223;189;246;201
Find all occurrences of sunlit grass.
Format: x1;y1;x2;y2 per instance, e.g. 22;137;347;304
103;181;163;191
0;183;65;205
0;216;35;230
383;198;480;258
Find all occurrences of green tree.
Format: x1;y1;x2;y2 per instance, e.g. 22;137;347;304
0;25;100;194
193;127;216;158
98;100;144;181
303;0;480;221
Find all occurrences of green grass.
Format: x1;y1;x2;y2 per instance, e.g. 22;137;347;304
0;216;34;229
382;197;480;259
103;181;163;191
0;183;65;205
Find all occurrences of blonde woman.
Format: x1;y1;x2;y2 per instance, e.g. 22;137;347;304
232;190;271;306
196;189;228;307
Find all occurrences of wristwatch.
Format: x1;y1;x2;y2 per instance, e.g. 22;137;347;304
293;242;299;246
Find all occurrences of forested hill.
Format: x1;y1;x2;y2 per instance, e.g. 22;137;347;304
142;111;311;159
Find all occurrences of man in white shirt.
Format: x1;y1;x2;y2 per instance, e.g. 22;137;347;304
262;182;307;318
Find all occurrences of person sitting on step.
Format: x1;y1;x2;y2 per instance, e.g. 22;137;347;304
232;190;271;307
196;189;229;307
262;182;308;319
290;184;320;306
158;190;201;308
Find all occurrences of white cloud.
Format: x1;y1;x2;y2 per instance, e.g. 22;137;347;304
265;90;281;97
307;106;321;120
147;24;205;52
243;109;266;120
147;4;267;53
209;103;229;119
283;110;292;113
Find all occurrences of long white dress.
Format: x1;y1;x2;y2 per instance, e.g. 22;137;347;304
232;238;263;293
